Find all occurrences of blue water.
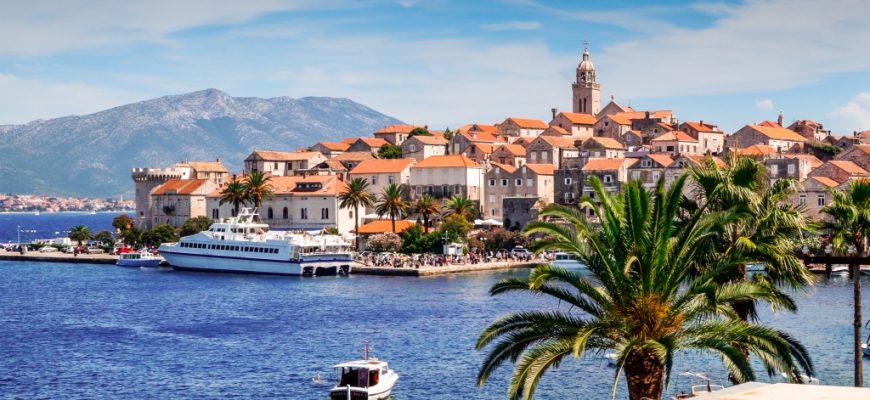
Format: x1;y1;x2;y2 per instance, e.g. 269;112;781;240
0;260;869;399
0;212;123;243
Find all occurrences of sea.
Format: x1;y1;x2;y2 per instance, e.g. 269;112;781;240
0;212;123;244
0;214;869;399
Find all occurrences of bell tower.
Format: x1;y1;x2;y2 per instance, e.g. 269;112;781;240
572;41;601;115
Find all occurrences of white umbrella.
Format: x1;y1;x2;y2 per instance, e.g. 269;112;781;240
481;219;503;226
473;219;485;226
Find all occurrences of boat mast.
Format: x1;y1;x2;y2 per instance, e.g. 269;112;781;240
364;339;369;360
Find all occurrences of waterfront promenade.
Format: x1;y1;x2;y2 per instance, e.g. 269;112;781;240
352;259;541;276
0;251;116;264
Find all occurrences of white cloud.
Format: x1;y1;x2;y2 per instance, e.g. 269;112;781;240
586;0;870;99
0;74;142;124
828;93;870;133
0;0;335;55
481;21;542;31
756;99;774;111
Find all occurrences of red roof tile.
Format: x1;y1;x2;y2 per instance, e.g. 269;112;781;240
412;154;481;169
829;160;869;174
582;158;632;171
349;158;415;175
525;163;556;175
374;124;418;135
354;219;416;234
506;117;549;129
558;112;596;125
152;179;209;196
808;176;838;188
651;131;697;142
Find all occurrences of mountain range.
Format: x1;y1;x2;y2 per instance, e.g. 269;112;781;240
0;89;402;198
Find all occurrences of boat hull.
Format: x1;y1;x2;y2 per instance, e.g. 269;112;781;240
116;258;162;267
159;250;351;276
330;386;394;400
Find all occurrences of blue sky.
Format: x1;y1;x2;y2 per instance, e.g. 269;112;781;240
2;0;870;135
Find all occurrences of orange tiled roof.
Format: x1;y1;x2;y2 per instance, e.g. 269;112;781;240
374;124;418;135
407;135;448;145
457;124;499;135
349;158;415;175
558;112;596;125
750;125;807;142
758;120;782;128
582;158;632;171
647;154;674;167
784;153;823;169
808;176;839;188
354;138;388;147
587;137;625;149
152;179;209;196
459;130;499;142
175;161;228;173
267;175;346;196
734;144;777;156
829;160;869;174
506;117;548;129
251;150;323;161
495;144;527;156
354;219;416;234
470;143;498;154
607;110;672;123
332;151;376;162
512;137;533;147
490;162;518;174
525;163;556;175
543;125;571;136
604;114;633;126
651;131;697;142
342;137;359;144
412;154;481;169
315;141;350;151
683;121;720;132
536;135;576;149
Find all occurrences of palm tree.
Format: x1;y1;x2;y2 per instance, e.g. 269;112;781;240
443;195;477;222
822;179;870;387
412;194;439;233
476;176;814;400
375;183;409;233
219;180;249;217
338;178;376;251
68;224;92;247
243;171;274;210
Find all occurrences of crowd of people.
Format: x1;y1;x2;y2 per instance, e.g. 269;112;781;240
354;249;542;269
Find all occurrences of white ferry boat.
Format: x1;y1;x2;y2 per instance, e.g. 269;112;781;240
157;208;352;276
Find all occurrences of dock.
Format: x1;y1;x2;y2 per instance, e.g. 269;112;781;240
0;251;117;264
351;260;541;276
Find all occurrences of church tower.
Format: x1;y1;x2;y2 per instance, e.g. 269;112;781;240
572;41;601;115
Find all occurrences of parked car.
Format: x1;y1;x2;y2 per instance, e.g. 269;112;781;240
510;246;532;256
87;248;105;254
63;246;75;254
38;246;59;253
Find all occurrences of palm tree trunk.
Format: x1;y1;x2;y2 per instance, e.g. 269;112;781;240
853;243;864;387
424;215;430;233
354;205;360;252
391;215;396;233
623;350;665;400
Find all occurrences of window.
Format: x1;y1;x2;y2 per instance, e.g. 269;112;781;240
666;146;675;152
371;176;377;185
564;192;574;200
652;171;660;181
321;208;329;219
799;194;806;206
529;152;537;161
641;159;651;167
501;179;508;186
488;179;496;186
283;207;288;219
267;207;273;219
527;178;533;187
817;195;825;207
491;208;496;216
770;164;778;175
409;144;416;153
604;175;613;184
631;171;640;180
489;194;495;203
274;162;279;170
787;164;795;175
388;175;395;184
301;208;308;220
564;177;573;185
541;152;548;161
515;178;523;186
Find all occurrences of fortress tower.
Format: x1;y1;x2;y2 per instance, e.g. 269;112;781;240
131;166;191;229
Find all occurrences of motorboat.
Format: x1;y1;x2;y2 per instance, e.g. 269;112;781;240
116;251;162;267
604;351;618;367
780;372;820;384
830;265;850;276
551;252;588;271
330;341;398;400
671;372;724;399
158;208;352;276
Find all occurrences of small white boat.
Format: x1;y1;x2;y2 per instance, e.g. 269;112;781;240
780;371;820;384
330;341;398;400
551;252;587;271
830;265;849;276
604;352;618;367
116;251;162;267
671;372;724;399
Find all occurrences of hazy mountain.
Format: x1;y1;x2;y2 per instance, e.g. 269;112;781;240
0;89;402;197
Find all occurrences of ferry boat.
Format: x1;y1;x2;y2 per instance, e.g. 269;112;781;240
331;341;399;400
157;208;352;276
116;251;162;267
551;252;587;271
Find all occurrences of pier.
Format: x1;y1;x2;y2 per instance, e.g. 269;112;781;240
0;251;117;264
351;260;541;276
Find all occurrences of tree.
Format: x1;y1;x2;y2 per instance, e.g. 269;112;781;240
68;224;92;247
443;127;453;142
412;194;439;233
243;171;274;209
219;180;249;217
120;227;142;248
93;230;114;246
338;177;376;251
473;228;528;251
367;233;401;253
443;195;477;222
408;127;431;137
822;179;870;387
437;214;472;244
181;216;213;236
378;143;402;159
112;214;134;233
141;224;178;247
476;177;814;400
399;225;440;254
375;183;409;233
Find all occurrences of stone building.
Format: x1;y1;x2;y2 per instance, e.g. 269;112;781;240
132;160;229;229
347;137;388;154
679;121;725;154
502;197;542;232
150;179;220;228
373;124;419;146
400;135;448;161
244;151;326;176
787;119;830;142
627;154;673;189
526;136;578;168
651;131;700;156
309;141;349;158
348;158;415;213
483;163;555;221
497;117;548;139
572;42;601;115
549;111;595;139
408;155;485;202
727;123;806;152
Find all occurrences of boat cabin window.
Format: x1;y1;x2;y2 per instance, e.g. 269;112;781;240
338;367;370;388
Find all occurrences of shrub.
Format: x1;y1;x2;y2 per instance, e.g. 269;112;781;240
367;233;401;253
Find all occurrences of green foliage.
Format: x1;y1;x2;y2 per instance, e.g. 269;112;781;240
112;214;134;233
180;216;213;236
411;194;439;233
443;195;477;222
400;225;440;254
325;226;339;235
219;180;249;216
807;142;842;156
244;171;274;209
823;180;870;255
377;143;403;159
367;233;401;253
68;224;92;246
476;177;814;400
408;127;431;137
473;228;528;251
93;230;115;246
338;177;376;251
443;127;453;141
375;183;409;232
141;224;178;247
437;214;472;243
120;227;142;248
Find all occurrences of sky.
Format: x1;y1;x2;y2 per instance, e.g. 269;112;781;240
1;0;870;135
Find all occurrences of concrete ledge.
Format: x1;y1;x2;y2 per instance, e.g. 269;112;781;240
0;252;117;265
352;261;541;277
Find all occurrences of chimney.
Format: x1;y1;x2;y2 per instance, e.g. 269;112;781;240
551;108;558;119
777;111;783;127
645;111;650;120
699;119;703;127
216;158;220;163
